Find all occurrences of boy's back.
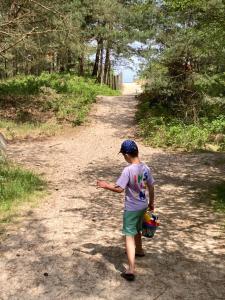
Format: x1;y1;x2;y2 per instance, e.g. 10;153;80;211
116;163;154;211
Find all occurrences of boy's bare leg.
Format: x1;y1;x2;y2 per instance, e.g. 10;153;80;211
135;233;144;255
125;236;135;273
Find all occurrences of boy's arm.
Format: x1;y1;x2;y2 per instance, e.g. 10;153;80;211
147;183;155;211
97;180;124;193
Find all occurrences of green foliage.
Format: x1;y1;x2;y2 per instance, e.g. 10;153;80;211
194;73;225;97
0;73;119;139
137;100;225;151
0;162;45;220
0;73;120;96
140;0;225;120
0;119;61;140
138;1;225;151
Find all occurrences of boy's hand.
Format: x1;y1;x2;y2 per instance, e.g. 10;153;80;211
97;180;124;193
97;180;108;189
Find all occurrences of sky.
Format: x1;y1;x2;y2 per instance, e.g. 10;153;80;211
114;55;146;83
116;65;137;83
114;42;147;83
90;41;146;83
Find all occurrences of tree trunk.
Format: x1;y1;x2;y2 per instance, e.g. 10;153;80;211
103;43;110;84
78;54;84;76
5;58;8;78
92;38;102;77
97;42;104;83
66;49;72;72
12;52;18;76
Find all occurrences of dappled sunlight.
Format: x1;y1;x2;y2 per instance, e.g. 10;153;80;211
2;93;225;299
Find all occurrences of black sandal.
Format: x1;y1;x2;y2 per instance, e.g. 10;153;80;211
124;251;145;257
135;253;145;257
121;272;135;281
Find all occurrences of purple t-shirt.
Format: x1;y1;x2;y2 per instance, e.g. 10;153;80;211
116;163;155;211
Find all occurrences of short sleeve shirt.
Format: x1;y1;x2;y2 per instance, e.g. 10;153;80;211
116;163;155;211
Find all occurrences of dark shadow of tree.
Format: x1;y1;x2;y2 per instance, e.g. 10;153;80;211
1;95;225;299
1;151;224;299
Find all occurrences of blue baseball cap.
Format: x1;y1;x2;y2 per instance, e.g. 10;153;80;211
119;140;138;155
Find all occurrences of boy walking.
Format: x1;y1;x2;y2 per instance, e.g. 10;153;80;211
97;140;155;281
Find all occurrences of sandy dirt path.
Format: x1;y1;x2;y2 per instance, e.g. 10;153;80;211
0;91;225;300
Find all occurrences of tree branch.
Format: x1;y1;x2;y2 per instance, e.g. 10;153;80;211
0;12;32;28
0;30;13;37
0;27;38;54
29;0;65;19
0;28;64;54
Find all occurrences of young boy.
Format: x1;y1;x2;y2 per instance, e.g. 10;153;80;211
97;140;155;281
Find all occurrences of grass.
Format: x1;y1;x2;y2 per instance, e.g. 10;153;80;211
0;162;46;223
0;73;120;140
136;101;225;152
0;119;61;140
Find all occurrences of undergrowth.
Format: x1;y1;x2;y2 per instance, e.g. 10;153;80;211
0;73;120;139
0;162;46;223
136;100;225;152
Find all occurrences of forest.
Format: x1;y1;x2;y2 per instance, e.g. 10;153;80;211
137;0;225;151
0;0;224;148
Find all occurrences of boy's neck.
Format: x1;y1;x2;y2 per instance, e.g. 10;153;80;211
130;156;141;164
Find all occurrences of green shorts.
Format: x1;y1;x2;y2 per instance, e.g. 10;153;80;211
122;209;147;236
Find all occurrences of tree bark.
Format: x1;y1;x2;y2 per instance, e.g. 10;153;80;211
92;38;103;77
12;52;18;76
97;41;104;83
66;49;72;72
103;43;110;84
78;54;84;76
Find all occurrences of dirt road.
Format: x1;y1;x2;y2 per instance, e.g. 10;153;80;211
0;89;225;300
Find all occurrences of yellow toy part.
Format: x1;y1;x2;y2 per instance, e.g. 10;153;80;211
143;212;151;222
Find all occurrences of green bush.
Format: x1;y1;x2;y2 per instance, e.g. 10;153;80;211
0;73;120;139
141;63;225;122
0;162;45;219
194;73;225;98
0;73;120;96
137;100;225;151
